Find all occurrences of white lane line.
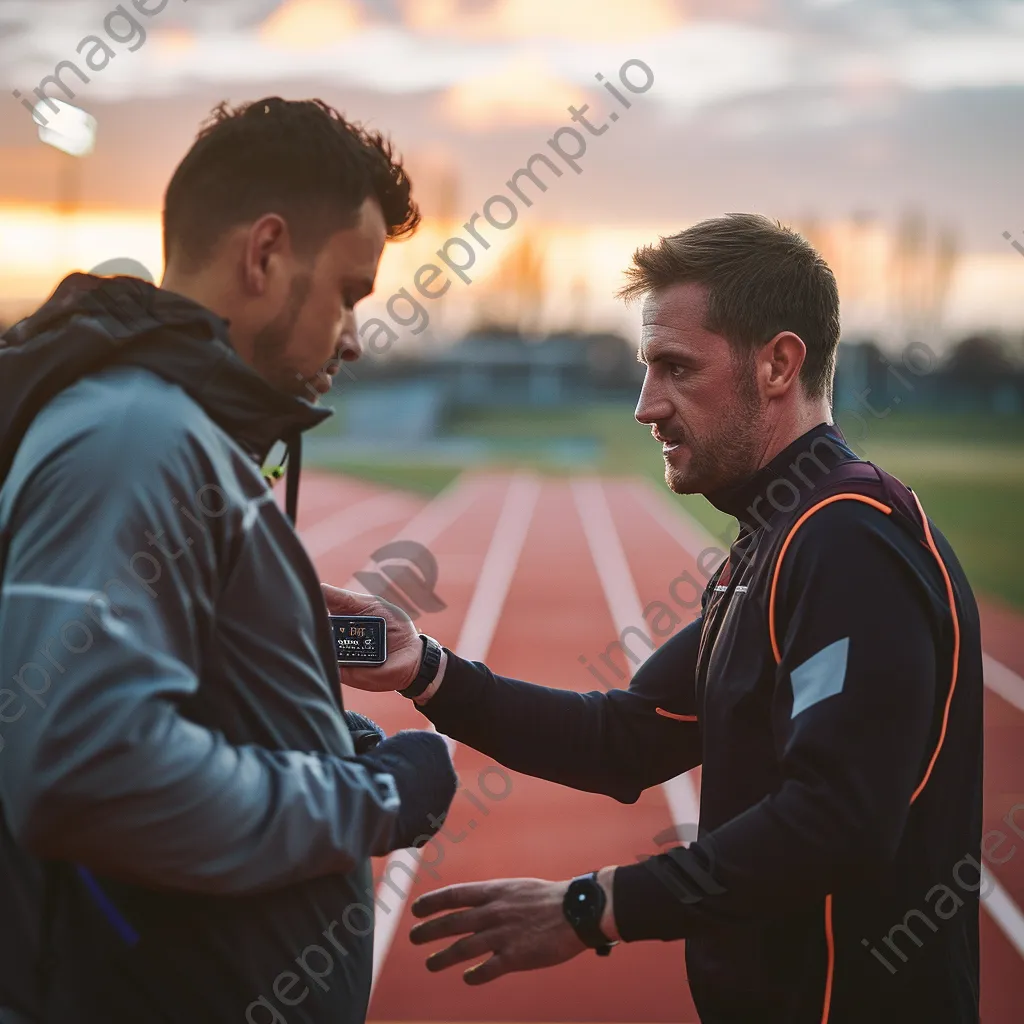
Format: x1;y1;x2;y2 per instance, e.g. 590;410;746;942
369;472;542;997
983;654;1024;716
631;477;1024;960
635;479;731;571
570;477;702;829
338;474;483;589
983;865;1024;962
452;473;543;664
300;492;421;559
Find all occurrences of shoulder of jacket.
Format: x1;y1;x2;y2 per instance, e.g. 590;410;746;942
8;369;233;506
46;366;217;451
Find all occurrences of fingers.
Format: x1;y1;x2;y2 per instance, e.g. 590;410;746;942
321;584;373;614
411;881;498;919
424;931;495;972
321;584;418;630
410;906;490;946
464;953;510;985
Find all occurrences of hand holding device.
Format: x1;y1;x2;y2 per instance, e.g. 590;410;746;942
322;584;426;692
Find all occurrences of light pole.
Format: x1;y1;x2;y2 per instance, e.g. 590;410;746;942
34;99;97;275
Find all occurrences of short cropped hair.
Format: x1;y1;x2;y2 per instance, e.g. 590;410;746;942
618;213;840;401
163;97;420;271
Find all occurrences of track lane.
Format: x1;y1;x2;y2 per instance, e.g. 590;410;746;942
279;469;415;529
369;476;693;1022
310;472;537;1019
368;471;543;999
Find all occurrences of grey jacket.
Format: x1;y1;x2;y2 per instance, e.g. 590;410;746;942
0;275;426;1023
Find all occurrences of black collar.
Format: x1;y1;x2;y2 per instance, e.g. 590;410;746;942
705;422;859;530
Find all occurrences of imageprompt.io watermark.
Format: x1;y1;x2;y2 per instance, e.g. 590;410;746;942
354;540;447;623
348;57;655;358
245;764;514;1024
12;0;190;125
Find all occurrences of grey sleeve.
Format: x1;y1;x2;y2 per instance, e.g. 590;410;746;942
0;412;402;894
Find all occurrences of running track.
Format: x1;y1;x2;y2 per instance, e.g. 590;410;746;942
284;470;1024;1023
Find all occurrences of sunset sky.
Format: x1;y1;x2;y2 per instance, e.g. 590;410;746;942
1;0;1023;345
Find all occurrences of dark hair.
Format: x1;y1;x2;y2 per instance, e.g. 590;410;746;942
618;213;840;401
163;97;420;271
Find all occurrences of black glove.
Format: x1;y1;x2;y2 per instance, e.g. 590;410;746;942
357;730;458;851
343;710;386;754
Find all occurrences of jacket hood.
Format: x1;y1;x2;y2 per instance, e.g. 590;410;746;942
0;273;331;493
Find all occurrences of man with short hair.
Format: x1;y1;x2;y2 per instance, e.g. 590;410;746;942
327;214;984;1023
0;97;458;1024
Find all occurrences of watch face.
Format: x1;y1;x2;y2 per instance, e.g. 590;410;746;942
565;878;601;927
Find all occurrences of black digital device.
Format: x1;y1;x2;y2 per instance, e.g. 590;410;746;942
329;615;387;665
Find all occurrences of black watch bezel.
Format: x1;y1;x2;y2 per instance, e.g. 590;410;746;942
562;872;614;955
399;634;442;699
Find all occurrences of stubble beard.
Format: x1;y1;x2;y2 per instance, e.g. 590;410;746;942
251;271;314;398
665;363;765;496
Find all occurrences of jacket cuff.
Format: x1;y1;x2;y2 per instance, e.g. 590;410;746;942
414;649;479;722
612;858;696;942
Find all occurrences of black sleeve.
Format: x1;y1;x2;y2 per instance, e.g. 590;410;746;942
416;618;704;803
613;501;941;941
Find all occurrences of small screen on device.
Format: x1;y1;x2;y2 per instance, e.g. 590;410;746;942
329;615;387;665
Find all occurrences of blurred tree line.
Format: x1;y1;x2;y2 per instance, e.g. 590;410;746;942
835;333;1024;417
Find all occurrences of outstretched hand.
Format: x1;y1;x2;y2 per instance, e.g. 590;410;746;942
409;878;587;985
321;584;425;692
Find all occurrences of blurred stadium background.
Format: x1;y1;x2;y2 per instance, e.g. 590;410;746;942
2;0;1023;1021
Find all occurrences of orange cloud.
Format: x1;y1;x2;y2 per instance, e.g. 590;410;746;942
259;0;363;50
150;28;198;60
439;54;588;129
404;0;681;42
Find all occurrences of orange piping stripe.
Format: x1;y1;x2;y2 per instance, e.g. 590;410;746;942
821;895;835;1023
909;490;961;805
655;707;698;722
768;494;892;664
766;492;892;1024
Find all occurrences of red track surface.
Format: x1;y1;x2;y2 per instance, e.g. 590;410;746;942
291;470;1024;1024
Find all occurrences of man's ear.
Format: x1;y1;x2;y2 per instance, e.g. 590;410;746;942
762;331;806;398
243;215;290;294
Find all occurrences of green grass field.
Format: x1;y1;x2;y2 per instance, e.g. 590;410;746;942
313;404;1024;611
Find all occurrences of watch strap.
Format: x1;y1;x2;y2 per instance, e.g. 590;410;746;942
399;634;442;699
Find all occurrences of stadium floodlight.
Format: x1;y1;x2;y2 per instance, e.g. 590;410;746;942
35;99;97;157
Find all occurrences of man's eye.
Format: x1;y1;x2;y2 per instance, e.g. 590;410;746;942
668;363;687;378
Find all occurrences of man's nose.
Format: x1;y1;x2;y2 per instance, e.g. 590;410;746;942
335;330;362;366
635;371;672;425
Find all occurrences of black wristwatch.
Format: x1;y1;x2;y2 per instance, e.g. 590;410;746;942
399;634;443;699
562;872;615;955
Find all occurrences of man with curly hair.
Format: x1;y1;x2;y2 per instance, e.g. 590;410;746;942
0;98;458;1024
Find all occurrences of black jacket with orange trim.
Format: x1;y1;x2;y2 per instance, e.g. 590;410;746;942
419;422;984;1024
